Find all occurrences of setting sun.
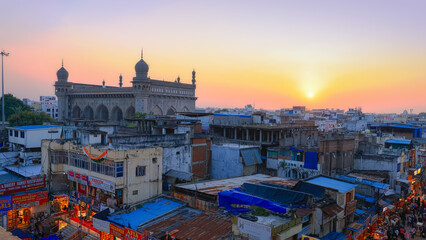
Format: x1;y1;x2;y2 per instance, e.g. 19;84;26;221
307;92;314;98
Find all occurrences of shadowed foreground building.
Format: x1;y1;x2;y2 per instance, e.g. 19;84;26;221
55;53;197;123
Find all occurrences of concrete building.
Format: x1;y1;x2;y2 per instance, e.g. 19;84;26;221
40;96;58;120
8;125;62;150
41;140;162;209
55;54;197;123
210;143;262;179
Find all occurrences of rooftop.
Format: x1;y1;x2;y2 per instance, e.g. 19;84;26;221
385;139;412;145
175;174;297;196
0;170;24;184
8;125;61;130
108;198;183;230
306;176;357;193
4;165;41;178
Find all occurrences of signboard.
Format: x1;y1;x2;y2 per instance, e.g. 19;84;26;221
88;176;115;193
110;223;125;239
0;195;12;211
0;176;45;195
68;195;88;208
238;217;272;240
93;217;110;233
13;191;48;210
346;200;357;216
78;183;87;195
301;235;320;240
125;227;143;240
68;171;88;185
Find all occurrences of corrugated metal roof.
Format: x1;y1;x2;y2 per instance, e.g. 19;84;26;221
336;175;389;190
175;174;296;196
240;148;262;166
385;139;412;145
4;165;41;178
165;169;192;181
306;176;357;193
108;198;182;230
0;170;24;184
322;203;344;218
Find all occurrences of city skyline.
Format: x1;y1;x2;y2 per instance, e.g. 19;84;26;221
1;0;426;113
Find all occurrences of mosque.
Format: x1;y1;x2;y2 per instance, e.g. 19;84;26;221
54;53;197;122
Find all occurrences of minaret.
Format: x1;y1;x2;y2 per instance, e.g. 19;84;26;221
177;76;180;83
119;74;123;87
192;69;196;85
102;80;105;88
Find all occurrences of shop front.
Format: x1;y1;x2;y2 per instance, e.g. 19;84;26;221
7;191;49;231
52;195;69;214
68;195;98;233
0;195;12;228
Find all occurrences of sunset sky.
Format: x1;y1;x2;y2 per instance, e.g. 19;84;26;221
1;0;425;113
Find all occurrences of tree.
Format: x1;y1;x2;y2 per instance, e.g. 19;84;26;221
0;94;31;120
131;112;147;119
8;111;54;127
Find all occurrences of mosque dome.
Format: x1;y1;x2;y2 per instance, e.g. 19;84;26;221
56;66;69;81
135;58;149;76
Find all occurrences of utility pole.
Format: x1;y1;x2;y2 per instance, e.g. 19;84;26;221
1;50;9;131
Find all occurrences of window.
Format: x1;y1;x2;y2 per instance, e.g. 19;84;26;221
136;166;146;177
132;190;138;195
47;109;51;112
20;131;25;138
14;130;18;137
69;153;89;170
51;151;68;164
152;158;157;164
9;130;12;136
91;160;123;177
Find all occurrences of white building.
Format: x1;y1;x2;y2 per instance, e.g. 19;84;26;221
8;125;62;150
40;96;58;120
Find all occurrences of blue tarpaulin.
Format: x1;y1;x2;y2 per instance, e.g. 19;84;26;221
218;189;287;215
321;232;347;240
290;146;304;152
10;229;32;239
293;181;325;200
355;193;377;203
240;183;312;206
304;152;318;170
40;236;61;240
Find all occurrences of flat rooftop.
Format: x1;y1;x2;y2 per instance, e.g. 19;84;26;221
306;176;357;193
175;174;297;196
0;170;24;184
108;198;182;230
8;125;61;130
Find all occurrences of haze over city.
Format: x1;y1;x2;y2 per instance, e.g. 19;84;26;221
1;0;426;113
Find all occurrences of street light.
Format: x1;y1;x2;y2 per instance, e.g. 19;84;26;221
1;50;9;131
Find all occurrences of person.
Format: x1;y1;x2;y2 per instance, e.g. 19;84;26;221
404;231;409;240
410;227;416;239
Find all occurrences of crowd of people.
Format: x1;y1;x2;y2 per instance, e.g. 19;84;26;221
380;194;426;239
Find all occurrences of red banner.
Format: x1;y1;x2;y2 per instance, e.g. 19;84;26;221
110;223;125;239
12;191;48;210
0;176;45;195
78;183;87;195
125;227;142;240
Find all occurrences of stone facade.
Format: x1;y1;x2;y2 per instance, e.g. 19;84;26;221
55;55;197;123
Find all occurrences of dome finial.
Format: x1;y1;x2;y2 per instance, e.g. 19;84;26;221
141;49;143;59
62;58;64;67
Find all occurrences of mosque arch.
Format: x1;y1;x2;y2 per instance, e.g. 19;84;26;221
151;105;163;115
72;105;81;119
83;106;94;120
166;106;176;116
125;106;135;118
95;104;109;121
182;106;189;112
111;106;123;121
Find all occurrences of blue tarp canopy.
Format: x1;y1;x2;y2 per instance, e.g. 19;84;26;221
306;176;357;193
385;139;411;145
355;193;377;203
40;236;61;240
304;152;318;170
240;183;312;206
321;232;347;240
10;229;32;239
336;175;389;190
354;209;366;216
293;181;325;200
218;188;287;215
241;148;262;166
290;146;304;152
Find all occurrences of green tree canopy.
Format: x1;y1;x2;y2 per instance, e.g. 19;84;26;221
131;112;147;119
7;111;54;127
0;94;31;120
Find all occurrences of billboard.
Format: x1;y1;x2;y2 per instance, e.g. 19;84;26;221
0;177;45;195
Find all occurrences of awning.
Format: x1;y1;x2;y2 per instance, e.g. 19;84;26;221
241;148;262;166
165;169;193;181
347;222;365;232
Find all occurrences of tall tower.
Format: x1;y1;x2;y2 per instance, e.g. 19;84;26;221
132;51;150;113
192;69;196;86
54;60;71;121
